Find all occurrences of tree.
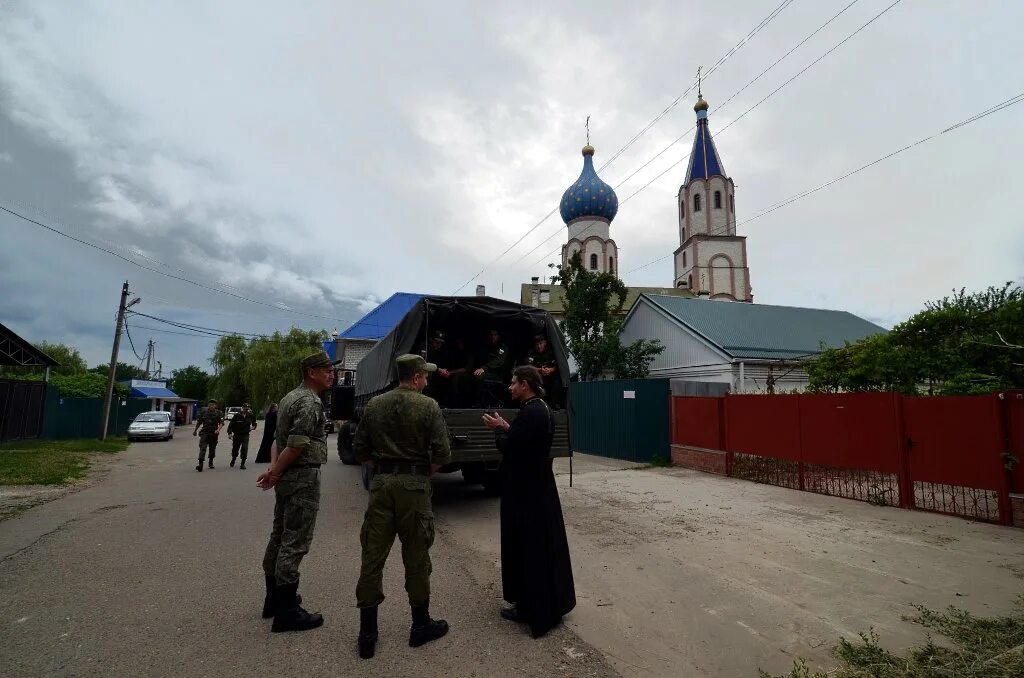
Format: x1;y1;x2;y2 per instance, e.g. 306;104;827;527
168;365;211;402
0;341;87;379
806;282;1023;395
243;328;328;411
89;362;148;382
209;335;248;406
50;372;129;398
553;252;664;380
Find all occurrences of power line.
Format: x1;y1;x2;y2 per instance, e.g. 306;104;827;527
123;318;146;361
448;0;798;294
624;89;1024;276
0;199;356;324
507;0;880;271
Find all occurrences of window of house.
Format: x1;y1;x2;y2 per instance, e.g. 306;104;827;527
694;193;701;212
589;253;598;270
608;257;614;274
714;190;722;209
539;289;550;303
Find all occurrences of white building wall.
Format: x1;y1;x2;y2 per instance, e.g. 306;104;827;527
707;176;731;236
620;300;730;374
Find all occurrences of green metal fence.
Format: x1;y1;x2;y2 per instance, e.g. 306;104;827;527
41;386;152;439
567;379;670;462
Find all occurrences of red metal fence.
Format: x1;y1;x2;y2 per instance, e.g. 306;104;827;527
671;391;1020;525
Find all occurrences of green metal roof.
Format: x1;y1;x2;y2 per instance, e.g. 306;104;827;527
640;295;886;360
521;284;693;314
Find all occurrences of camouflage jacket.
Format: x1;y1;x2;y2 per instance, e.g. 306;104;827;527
195;408;223;435
227;410;257;436
478;343;511;377
276;384;328;465
354;386;451;466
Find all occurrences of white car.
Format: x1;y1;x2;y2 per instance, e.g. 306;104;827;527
224;406;242;422
127;411;175;441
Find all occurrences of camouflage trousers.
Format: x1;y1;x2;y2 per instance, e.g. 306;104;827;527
197;433;218;462
230;434;250;462
262;467;321;585
356;473;436;608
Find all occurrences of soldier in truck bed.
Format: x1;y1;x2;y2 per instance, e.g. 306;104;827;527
527;334;562;409
472;328;512;407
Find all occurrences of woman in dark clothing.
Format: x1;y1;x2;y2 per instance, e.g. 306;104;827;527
482;365;575;638
254;403;278;464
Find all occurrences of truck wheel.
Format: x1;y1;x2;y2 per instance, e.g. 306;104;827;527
461;465;485;485
481;470;503;495
338;421;357;465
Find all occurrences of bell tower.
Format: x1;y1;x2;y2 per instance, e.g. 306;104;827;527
673;87;752;301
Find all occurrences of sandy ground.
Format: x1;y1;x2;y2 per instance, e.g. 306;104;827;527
543;457;1024;676
0;426;614;678
3;430;1023;677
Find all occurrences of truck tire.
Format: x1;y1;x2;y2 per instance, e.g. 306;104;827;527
338;421;357;465
481;470;503;495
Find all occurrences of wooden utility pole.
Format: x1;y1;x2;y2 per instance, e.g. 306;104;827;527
100;281;131;440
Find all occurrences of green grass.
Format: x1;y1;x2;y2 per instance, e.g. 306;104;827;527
761;599;1024;678
0;437;129;485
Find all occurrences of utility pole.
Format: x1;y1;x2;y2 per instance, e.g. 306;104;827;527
144;338;154;378
100;281;140;440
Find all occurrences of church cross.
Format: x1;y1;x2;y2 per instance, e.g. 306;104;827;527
586;115;590;145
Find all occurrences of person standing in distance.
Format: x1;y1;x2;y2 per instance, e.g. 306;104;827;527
353;354;452;659
228;403;258;470
256;351;337;632
193;399;224;472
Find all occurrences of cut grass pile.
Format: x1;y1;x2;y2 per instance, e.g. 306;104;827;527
0;437;129;485
761;599;1024;678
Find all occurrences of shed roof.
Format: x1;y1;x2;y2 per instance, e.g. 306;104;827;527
636;295;887;360
0;322;59;367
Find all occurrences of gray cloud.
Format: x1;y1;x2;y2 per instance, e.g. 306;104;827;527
2;0;1023;373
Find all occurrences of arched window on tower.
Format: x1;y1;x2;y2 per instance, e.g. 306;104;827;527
681;227;686;241
589;253;598;270
693;193;701;212
714;191;722;209
687;274;693;289
680;200;685;219
730;194;735;212
608;256;614;274
682;251;687;267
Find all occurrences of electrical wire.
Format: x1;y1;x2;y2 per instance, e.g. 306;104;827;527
623;89;1024;276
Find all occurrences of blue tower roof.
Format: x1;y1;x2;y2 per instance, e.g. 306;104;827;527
559;145;618;224
685;95;727;183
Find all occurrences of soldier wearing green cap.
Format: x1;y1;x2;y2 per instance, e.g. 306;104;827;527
256;350;337;632
228;403;258;470
353;353;452;659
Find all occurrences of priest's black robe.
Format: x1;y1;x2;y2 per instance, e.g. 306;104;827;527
495;396;576;637
254;409;277;464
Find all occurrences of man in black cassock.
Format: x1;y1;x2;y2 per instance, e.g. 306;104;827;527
483;365;575;638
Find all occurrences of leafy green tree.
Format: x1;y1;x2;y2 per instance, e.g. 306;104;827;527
554;252;664;380
50;372;129;398
806;282;1023;395
168;365;211;401
209;335;248;406
89;362;148;382
243;328;328;411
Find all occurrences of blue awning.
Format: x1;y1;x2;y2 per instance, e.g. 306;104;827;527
131;386;179;399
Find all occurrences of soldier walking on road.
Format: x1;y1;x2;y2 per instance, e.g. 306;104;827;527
192;399;224;472
256;351;337;632
228;403;258;470
354;354;452;659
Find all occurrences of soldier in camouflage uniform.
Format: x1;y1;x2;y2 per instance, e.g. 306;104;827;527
527;334;562;409
354;354;452;659
228;403;258;470
192;399;224;472
473;328;511;407
256;351;337;633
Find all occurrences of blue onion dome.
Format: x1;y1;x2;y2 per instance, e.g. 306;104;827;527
559;144;619;224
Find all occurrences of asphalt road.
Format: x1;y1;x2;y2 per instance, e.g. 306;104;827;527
0;425;616;677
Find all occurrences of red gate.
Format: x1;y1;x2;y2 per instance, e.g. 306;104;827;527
903;396;1011;523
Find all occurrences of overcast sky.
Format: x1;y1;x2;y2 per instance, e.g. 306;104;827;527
2;0;1022;376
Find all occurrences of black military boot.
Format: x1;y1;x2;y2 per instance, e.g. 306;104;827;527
240;459;246;470
230;455;236;467
409;601;449;647
262;575;301;619
196;461;203;472
208;459;214;469
272;582;323;632
358;606;379;659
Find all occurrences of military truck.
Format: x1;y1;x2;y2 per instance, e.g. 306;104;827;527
333;295;571;490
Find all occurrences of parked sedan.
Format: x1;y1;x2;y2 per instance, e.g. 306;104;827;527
127;411;175;442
